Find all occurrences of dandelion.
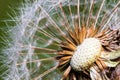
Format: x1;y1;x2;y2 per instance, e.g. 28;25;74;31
1;0;120;80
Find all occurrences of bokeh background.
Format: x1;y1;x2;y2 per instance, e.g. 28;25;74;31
0;0;22;80
0;0;22;25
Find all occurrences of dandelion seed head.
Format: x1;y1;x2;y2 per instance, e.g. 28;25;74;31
1;0;120;80
70;38;101;71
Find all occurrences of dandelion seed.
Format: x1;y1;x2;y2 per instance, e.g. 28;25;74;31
1;0;120;80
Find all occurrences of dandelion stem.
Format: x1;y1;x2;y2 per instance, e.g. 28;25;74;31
102;8;118;31
94;0;105;28
17;57;55;66
33;64;58;80
37;3;66;36
86;0;94;27
68;0;75;29
77;0;81;28
101;1;120;30
37;27;62;43
32;46;57;53
59;2;71;30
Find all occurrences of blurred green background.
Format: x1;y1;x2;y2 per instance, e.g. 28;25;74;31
0;0;24;49
0;0;22;26
0;0;22;80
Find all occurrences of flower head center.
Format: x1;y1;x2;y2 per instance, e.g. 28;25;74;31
70;38;102;71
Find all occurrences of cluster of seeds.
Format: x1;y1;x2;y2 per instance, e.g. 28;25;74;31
70;38;102;71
